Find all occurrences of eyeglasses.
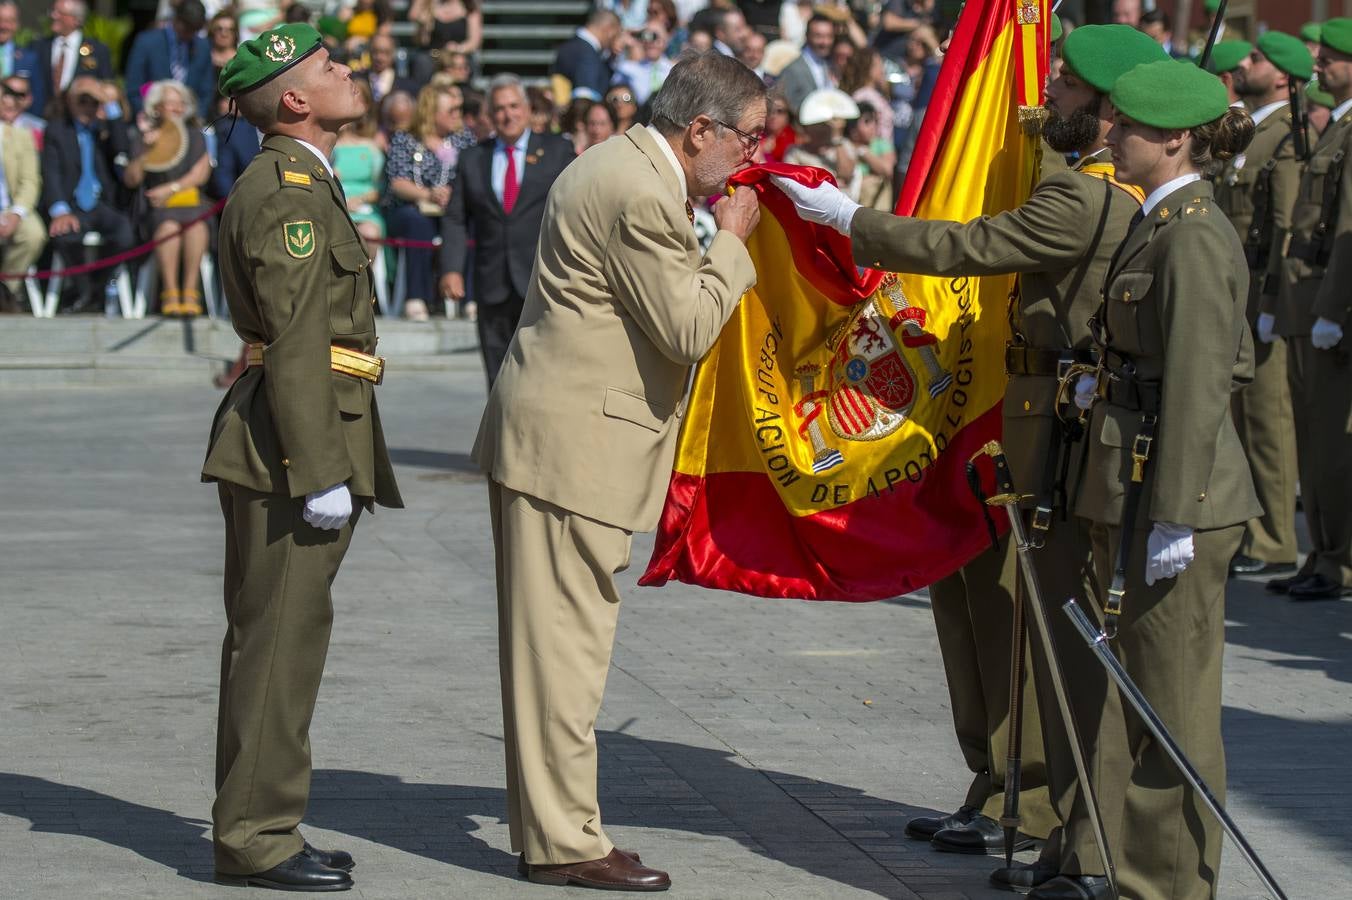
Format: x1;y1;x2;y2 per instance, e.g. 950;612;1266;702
638;29;661;42
712;117;765;153
2;86;29;98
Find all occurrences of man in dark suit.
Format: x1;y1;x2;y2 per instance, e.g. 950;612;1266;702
439;73;574;386
124;0;214;115
21;0;113;119
40;74;132;310
550;8;620;101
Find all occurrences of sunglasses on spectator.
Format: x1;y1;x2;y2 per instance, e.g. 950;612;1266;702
74;93;101;105
2;85;29;98
607;92;634;105
638;29;661;42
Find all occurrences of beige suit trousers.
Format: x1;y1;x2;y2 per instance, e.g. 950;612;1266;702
1232;335;1298;564
2;213;45;293
489;480;632;865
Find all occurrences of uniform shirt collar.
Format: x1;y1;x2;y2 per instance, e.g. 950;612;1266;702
1332;98;1352;123
292;137;335;177
645;123;688;199
1141;172;1201;218
1250;100;1287;126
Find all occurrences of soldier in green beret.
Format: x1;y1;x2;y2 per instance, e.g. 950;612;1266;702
1217;32;1314;580
1208;40;1253;105
1302;21;1323;53
1070;59;1259;900
1307;82;1336;133
201;22;402;892
1267;17;1352;600
771;24;1166;895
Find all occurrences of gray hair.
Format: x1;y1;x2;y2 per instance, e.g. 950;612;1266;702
487;72;527;105
649;51;767;138
58;0;88;22
145;79;197;121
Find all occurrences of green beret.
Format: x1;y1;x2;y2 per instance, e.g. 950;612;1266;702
316;15;348;41
1062;24;1170;93
1208;40;1252;73
1203;0;1220;12
219;24;324;98
1050;14;1063;43
1257;31;1313;81
1301;22;1322;44
1322;17;1352;55
1306;83;1335;108
1111;60;1230;129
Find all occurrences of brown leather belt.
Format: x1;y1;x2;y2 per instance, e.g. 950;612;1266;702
246;343;385;385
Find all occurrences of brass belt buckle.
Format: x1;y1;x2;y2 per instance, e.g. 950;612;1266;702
373;356;386;386
1103;579;1124;640
1130;415;1156;483
1029;505;1052;549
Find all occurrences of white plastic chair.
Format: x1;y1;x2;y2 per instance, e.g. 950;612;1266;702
41;232;134;318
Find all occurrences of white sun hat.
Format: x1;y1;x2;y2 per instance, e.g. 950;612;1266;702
797;88;860;126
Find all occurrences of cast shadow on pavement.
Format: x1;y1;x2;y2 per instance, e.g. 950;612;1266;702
0;772;214;880
385;448;478;473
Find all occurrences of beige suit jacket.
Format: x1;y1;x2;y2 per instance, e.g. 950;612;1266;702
473;125;757;532
0;122;41;212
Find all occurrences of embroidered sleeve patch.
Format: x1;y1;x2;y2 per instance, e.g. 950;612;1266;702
284;221;316;259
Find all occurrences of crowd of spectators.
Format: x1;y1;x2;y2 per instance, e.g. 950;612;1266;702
0;0;1221;319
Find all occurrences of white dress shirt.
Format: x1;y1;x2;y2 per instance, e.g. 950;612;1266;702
491;130;531;207
645;123;687;199
51;30;82;92
1332;97;1352;124
1141;173;1202;218
294;138;335;178
1231;100;1287;171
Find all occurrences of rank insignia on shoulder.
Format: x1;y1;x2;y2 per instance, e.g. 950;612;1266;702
282;170;312;187
284;220;316;259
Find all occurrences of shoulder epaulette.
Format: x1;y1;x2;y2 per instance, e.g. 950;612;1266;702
275;159;313;190
1079;161;1146;204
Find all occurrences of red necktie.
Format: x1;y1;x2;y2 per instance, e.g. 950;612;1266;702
502;144;519;214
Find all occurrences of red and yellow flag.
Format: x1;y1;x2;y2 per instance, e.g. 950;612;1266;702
640;0;1050;601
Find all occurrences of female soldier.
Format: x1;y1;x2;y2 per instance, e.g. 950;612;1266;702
1068;59;1261;900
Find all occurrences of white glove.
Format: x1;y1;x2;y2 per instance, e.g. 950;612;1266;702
1073;373;1097;411
1145;522;1195;586
1255;312;1276;344
768;174;860;235
304;483;353;531
1311;316;1344;350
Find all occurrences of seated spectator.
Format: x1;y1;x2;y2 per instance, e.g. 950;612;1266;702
341;0;393;52
846;102;895;210
552;9;621;101
560;96;594;155
583;99;618;149
379;89;416;152
208;13;239;108
2;76;46;148
333;80;386;250
358;33;419;105
125;0;213;117
778;14;838;114
40;75;133;313
384;84;461;321
740;29;767;78
526;84;558;133
761;89;795;161
0;89;45;309
22;0;115;120
124;79;212;316
784;88;858;191
604;85;637;133
616;23;673;105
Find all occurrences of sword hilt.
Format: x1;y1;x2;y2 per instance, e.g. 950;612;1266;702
968;440;1030;507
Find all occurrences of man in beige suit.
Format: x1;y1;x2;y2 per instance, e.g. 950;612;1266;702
474;51;765;892
0;111;44;308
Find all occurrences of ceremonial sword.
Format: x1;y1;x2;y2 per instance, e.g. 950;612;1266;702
966;441;1117;895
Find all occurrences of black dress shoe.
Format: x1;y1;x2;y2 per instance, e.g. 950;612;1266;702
303;842;354;872
1266;571;1311;594
1027;875;1111;899
1229;555;1298;577
1288;573;1350;600
215;851;352;891
931;814;1039;855
904;804;978;840
990;858;1058;892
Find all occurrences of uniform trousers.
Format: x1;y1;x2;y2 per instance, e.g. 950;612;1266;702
213;482;358;874
489;480;632;864
1232;334;1298;564
928;535;1056;838
1070;523;1241;900
1288;334;1352;586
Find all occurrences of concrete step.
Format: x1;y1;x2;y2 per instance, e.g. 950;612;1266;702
484;24;577;40
482;0;591;16
480;48;557;66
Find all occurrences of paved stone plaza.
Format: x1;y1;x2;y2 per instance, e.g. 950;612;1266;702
2;354;1349;899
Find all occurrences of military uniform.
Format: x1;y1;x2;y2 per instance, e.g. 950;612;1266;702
1073;58;1262;900
1274;84;1352;591
201;130;402;875
853;147;1142;868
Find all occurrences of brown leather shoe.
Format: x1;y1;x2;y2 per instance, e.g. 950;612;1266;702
525;848;670;891
518;849;641;877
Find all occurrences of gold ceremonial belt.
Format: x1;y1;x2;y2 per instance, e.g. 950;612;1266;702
246;343;385;385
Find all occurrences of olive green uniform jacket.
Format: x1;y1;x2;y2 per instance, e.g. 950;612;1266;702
202;134;402;509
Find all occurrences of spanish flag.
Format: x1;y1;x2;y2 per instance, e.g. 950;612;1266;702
640;0;1051;601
